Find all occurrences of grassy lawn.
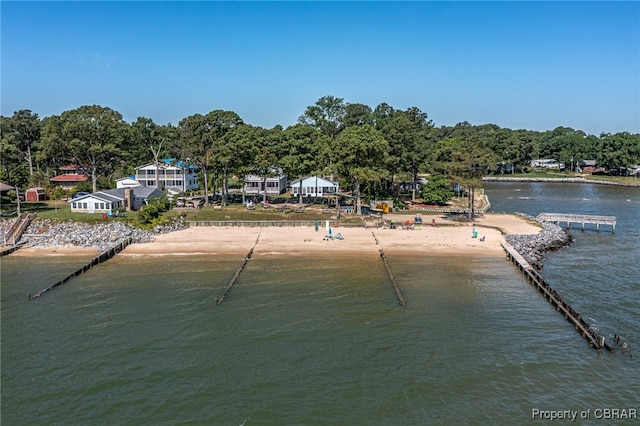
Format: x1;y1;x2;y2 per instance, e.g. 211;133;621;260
1;200;133;223
581;174;640;185
0;200;365;225
178;204;365;224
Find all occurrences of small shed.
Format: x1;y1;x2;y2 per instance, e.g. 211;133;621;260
26;187;47;202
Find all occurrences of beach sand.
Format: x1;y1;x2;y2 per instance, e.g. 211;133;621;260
118;213;541;259
10;213;541;259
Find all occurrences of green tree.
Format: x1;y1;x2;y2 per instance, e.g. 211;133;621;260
376;106;433;201
430;137;494;219
178;110;243;205
0;116;29;188
40;105;128;193
3;110;41;177
281;124;330;204
343;103;373;128
298;95;346;140
332;125;389;214
421;175;453;205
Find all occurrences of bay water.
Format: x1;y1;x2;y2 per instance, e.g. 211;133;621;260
1;183;638;425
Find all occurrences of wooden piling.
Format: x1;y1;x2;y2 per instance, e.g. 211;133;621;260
372;232;406;306
28;237;133;300
215;232;261;305
501;242;616;351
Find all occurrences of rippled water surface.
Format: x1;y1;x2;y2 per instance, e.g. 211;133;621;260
2;183;638;425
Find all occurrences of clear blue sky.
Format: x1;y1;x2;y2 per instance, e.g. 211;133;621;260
2;1;639;135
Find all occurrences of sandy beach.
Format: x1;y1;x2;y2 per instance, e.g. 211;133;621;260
117;213;541;259
10;213;541;259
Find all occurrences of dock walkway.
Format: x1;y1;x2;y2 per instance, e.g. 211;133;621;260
536;213;616;233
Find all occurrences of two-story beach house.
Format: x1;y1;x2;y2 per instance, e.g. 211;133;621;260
49;163;89;191
244;170;288;196
135;159;199;194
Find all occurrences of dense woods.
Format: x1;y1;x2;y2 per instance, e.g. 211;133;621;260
2;96;639;204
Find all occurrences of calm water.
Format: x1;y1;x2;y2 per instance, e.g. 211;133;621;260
2;183;639;425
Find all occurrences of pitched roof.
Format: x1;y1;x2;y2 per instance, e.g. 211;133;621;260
135;159;197;171
68;187;164;204
0;182;16;192
50;174;89;182
99;187;163;199
289;176;338;187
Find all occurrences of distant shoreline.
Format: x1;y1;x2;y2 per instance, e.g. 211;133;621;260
483;176;640;187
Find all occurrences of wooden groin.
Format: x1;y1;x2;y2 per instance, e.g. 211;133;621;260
371;232;406;306
215;232;261;305
0;241;26;257
502;242;615;351
28;237;133;300
537;213;617;233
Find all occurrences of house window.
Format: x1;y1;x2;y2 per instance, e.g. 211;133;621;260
148;169;155;175
72;202;77;209
82;202;88;209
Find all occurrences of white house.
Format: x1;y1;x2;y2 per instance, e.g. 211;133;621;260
531;159;564;169
244;171;288;196
289;176;339;197
69;187;164;214
135;159;198;194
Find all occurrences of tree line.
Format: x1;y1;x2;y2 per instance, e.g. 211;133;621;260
2;95;639;207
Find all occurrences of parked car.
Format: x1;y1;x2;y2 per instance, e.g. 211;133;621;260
72;191;90;199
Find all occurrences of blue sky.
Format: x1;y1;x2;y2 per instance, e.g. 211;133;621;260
2;1;639;135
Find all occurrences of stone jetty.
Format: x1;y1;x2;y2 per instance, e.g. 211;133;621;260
505;213;572;269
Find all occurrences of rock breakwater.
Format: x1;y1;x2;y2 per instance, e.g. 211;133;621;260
19;218;187;252
505;213;572;269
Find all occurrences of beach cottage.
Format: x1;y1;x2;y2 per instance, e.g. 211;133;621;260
289;176;339;197
69;187;163;214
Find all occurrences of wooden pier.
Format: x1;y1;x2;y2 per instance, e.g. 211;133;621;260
28;238;133;300
536;213;616;233
371;232;406;306
215;232;261;305
502;242;615;351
